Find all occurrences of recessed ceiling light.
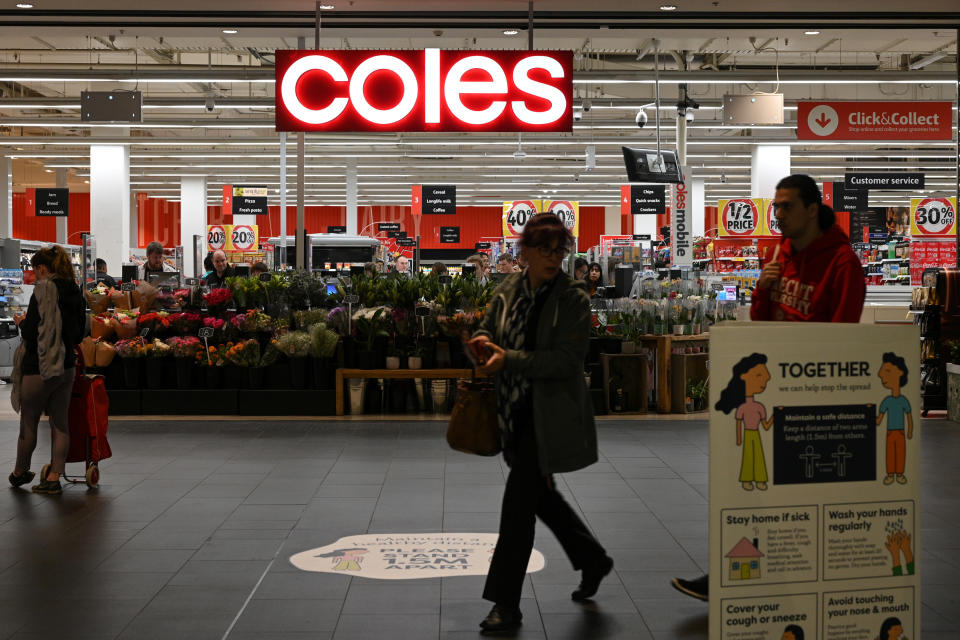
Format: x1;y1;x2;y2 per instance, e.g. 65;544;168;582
16;3;34;8
659;4;677;10
804;30;821;35
503;29;519;36
222;28;238;34
318;3;335;8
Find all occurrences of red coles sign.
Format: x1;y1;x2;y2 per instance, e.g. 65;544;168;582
275;49;573;132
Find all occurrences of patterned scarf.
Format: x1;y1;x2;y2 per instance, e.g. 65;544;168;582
496;275;549;435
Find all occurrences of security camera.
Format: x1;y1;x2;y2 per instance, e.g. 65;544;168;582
573;110;583;121
582;98;592;112
685;110;695;123
204;96;215;112
635;109;648;128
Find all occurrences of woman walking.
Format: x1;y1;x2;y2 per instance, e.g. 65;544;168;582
469;215;613;634
9;245;86;495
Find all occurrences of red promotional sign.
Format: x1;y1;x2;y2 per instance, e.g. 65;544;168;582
620;185;630;216
798;101;953;141
910;240;957;285
411;185;423;216
275;49;573;133
222;185;233;210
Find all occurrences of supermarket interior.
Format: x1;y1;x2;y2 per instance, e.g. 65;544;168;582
0;2;958;639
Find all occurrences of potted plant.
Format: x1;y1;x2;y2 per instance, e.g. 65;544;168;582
277;331;312;389
385;346;401;370
687;378;709;412
196;343;226;389
309;322;339;390
354;307;389;369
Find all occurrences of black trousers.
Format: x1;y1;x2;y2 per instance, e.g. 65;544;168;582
483;422;607;608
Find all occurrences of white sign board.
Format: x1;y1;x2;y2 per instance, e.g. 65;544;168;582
709;323;921;640
290;532;546;580
671;167;693;268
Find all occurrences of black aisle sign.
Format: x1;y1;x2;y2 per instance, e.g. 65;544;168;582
845;173;924;190
630;185;666;215
422;185;456;215
832;182;868;213
440;226;461;244
397;237;417;247
378;222;401;232
633;234;652;241
475;242;492;250
849;209;887;243
327;226;346;234
232;185;268;216
35;188;69;217
773;404;876;485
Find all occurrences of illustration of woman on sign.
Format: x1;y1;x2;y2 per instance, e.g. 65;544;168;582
716;353;775;491
315;548;369;571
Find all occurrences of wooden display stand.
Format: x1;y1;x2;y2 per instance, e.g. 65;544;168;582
637;334;710;413
601;353;649;414
335;368;477;416
670;352;710;413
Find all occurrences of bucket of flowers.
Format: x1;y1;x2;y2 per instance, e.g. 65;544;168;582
276;331;312;389
115;337;148;388
203;288;233;316
144;338;171;389
166;336;203;389
112;309;139;339
225;338;263;389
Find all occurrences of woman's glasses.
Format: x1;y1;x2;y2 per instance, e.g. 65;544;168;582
536;246;571;258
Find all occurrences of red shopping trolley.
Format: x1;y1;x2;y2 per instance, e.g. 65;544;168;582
40;349;111;488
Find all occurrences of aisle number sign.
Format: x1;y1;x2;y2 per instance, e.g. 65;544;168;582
709;323;921;640
207;224;260;252
718;198;765;237
910;196;956;237
502;200;579;238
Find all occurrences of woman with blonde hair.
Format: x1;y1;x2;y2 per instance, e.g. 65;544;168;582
9;245;86;495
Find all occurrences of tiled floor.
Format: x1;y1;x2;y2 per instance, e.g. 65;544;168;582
0;413;957;640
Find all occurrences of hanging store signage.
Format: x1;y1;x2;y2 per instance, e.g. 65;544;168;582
718;198;764;237
327;225;346;234
275;49;573;133
222;185;268;217
227;225;259;252
709;323;921;640
542;200;579;237
824;182;869;213
412;185;456;215
671;173;692;268
33;188;69;217
439;226;460;243
206;225;227;251
798;101;952;141
502;200;541;238
475;242;492;250
397;237;417;247
910;196;956;238
290;533;544;580
763;199;781;236
377;222;401;233
845;173;925;190
620;184;666;216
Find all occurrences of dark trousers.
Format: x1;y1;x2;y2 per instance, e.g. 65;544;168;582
483;422;607;608
16;368;75;475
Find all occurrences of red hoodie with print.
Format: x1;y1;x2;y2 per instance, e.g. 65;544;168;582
750;224;865;323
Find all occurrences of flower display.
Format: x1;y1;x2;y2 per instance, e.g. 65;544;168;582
225;339;261;367
170;311;202;335
115;337;148;358
276;331;311;358
231;309;272;333
146;338;172;358
203;288;233;307
437;311;484;339
165;336;203;358
138;311;171;335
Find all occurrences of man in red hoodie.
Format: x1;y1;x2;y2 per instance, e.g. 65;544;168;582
671;174;866;603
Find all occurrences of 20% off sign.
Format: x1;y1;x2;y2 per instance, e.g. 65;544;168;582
228;224;259;252
206;225;227;251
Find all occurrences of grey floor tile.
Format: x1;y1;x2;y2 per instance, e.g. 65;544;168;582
231;598;344;633
333;613;440;640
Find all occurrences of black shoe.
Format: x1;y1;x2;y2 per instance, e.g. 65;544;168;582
572;555;614;601
8;471;35;488
479;604;522;634
671;574;708;601
31;479;62;495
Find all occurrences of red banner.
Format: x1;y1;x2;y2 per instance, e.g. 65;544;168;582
798;101;953;141
275;49;573;133
910;240;957;285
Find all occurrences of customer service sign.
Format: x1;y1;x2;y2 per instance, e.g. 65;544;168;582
709;323;921;640
798;101;952;141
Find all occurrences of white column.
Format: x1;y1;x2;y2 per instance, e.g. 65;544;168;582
180;176;208;278
90;143;130;278
129;192;139;249
691;175;705;238
345;159;358;235
751;145;791;197
603;205;621;236
55;168;68;245
0;155;11;239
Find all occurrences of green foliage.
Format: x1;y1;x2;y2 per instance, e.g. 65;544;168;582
687;378;708;400
294;308;329;329
354;307;390;351
276;330;312;358
309;322;339;358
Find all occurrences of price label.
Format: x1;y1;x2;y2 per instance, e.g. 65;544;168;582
121;283;135;292
344;294;360;304
184;277;200;286
439;275;453;285
719;198;762;236
502;200;541;238
911;197;957;237
415;306;431;317
207;224;227;251
228;224;258;252
198;327;214;338
258;272;272;282
140;328;150;338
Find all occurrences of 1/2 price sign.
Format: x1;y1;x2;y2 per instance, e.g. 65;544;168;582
764;199;780;236
502;200;541;238
718;198;763;236
206;225;227;251
910;196;956;238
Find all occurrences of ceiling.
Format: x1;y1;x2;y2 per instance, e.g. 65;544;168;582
0;3;957;210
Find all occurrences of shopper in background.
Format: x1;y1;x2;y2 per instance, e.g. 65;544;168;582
392;255;410;276
465;254;489;284
586;262;603;297
574;257;588;281
137;241;177;281
9;245;86;495
250;262;269;276
468;214;613;634
201;252;215;280
204;250;235;289
431;262;448;276
497;253;516;274
90;258;117;289
671;174;866;603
